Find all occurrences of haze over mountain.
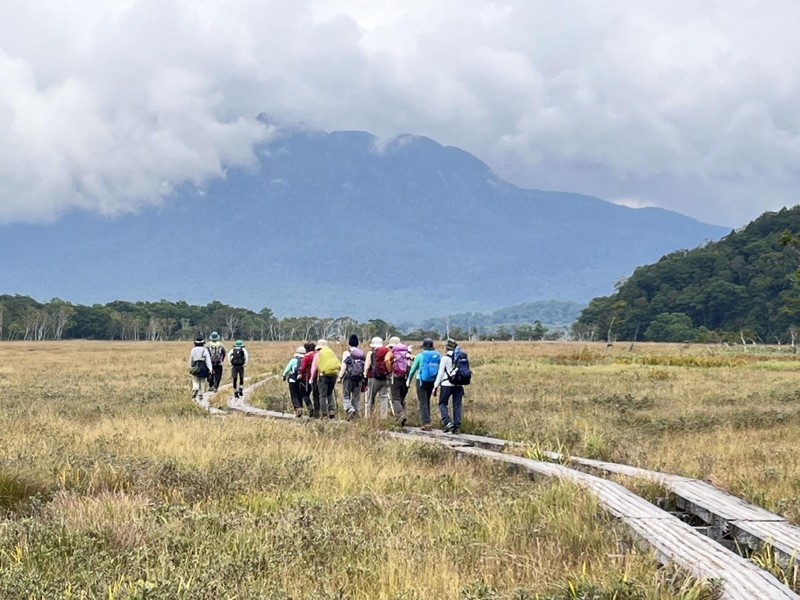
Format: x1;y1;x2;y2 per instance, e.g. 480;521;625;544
0;124;728;321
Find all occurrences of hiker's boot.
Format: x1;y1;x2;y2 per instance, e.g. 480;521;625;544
294;408;303;418
443;421;454;433
421;424;431;432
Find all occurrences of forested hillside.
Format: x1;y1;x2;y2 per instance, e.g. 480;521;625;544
575;207;800;343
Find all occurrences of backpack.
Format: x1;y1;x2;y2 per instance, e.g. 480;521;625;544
346;348;366;381
230;347;246;367
291;358;303;382
318;346;341;376
208;343;225;365
448;349;472;386
190;350;210;378
390;344;410;377
372;347;389;379
419;350;441;383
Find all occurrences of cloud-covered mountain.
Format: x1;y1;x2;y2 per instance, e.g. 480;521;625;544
0;126;728;321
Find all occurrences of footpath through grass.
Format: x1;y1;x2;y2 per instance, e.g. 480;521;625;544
0;341;735;599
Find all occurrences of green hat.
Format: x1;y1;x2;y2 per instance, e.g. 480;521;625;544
209;331;220;341
235;340;244;348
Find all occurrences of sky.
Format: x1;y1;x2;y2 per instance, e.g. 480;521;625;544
2;0;800;228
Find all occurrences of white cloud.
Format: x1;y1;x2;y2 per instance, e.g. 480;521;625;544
2;0;800;226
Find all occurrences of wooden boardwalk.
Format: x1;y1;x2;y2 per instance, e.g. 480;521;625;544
216;382;799;599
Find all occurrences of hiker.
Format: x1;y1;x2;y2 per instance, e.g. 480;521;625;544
364;336;391;419
189;335;213;403
310;339;340;419
297;341;317;417
385;336;410;426
228;340;249;398
406;338;440;431
206;331;226;392
282;346;306;417
337;334;366;420
433;339;472;434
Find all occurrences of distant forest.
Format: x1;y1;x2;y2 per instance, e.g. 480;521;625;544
575;206;800;343
0;295;570;342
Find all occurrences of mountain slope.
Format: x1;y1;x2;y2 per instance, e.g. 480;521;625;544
0;125;728;321
575;206;800;342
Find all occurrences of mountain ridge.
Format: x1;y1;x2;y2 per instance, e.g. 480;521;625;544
0;124;728;321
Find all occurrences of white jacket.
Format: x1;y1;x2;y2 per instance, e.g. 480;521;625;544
189;346;212;372
433;352;456;388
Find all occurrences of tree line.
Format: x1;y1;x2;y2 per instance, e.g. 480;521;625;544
0;295;564;343
574;206;800;344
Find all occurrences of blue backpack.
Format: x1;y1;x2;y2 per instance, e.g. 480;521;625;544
449;348;472;386
419;350;441;383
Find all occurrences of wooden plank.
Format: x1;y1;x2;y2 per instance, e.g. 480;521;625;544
671;480;785;525
448;445;798;600
730;520;800;565
402;427;508;451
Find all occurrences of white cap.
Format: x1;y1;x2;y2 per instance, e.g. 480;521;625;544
315;339;328;350
370;336;383;348
387;336;401;347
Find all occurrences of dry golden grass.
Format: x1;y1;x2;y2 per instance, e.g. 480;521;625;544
0;340;768;598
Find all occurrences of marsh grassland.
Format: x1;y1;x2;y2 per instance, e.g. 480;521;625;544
3;340;795;599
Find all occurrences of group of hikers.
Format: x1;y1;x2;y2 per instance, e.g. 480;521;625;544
188;332;473;433
188;332;249;404
281;335;472;433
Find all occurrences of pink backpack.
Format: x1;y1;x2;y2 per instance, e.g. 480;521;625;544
391;344;410;376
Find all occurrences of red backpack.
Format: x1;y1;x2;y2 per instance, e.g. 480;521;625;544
372;347;389;379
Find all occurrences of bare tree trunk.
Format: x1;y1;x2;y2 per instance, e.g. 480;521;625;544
224;313;239;340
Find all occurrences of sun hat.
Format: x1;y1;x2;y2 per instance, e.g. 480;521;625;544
235;340;245;348
294;346;306;357
446;338;457;352
422;338;434;350
209;331;220;342
369;336;383;348
387;336;401;347
348;334;359;347
315;339;328;350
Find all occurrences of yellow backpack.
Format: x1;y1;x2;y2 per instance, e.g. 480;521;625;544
318;346;341;376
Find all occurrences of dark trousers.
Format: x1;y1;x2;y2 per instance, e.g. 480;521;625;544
439;386;464;429
208;364;223;390
318;375;337;417
299;381;314;412
288;381;303;410
232;366;244;390
416;380;434;425
311;382;320;415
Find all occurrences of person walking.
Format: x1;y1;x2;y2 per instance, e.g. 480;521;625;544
433;338;469;434
406;338;440;431
206;332;227;392
364;337;391;419
297;342;318;417
228;340;249;399
310;339;340;419
385;336;410;426
189;335;213;403
282;346;306;417
338;334;366;420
